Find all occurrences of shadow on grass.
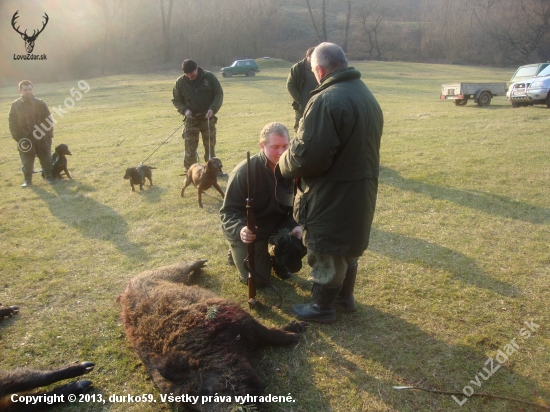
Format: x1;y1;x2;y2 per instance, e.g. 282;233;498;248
381;167;550;225
180;190;225;209
321;307;549;411
0;313;19;331
136;184;168;203
370;228;520;297
31;182;148;260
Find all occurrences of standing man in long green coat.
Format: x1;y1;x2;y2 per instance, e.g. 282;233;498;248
279;42;384;324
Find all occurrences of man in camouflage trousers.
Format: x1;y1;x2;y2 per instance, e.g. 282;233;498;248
172;59;224;175
8;80;54;187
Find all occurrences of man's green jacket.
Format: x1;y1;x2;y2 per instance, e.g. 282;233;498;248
221;151;297;243
172;68;223;118
9;96;53;145
279;67;383;257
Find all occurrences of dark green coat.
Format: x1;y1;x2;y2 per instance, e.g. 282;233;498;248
220;151;297;243
279;67;383;257
172;68;223;119
286;58;317;111
8;96;53;148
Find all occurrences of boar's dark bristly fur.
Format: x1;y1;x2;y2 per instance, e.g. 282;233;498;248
118;260;306;411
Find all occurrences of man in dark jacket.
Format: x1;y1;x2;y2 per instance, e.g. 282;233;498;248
172;59;224;174
286;47;317;133
8;80;54;187
221;122;303;286
279;42;384;324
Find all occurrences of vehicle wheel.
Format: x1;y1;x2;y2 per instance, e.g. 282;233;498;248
454;99;467;106
477;92;491;107
247;69;256;77
511;101;520;108
546;93;550;108
225;71;233;78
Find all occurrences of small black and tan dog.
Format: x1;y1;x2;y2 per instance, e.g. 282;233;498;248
180;157;225;208
123;165;156;192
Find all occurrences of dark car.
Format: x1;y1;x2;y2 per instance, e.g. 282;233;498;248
221;59;260;78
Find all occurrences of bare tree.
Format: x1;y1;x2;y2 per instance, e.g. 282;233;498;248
474;0;550;63
305;0;327;42
94;0;125;75
159;0;174;63
358;0;388;60
343;0;352;52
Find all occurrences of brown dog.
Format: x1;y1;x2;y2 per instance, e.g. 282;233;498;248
123;165;155;191
180;157;225;208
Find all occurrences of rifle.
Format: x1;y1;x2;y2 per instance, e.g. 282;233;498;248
244;151;258;308
243;151;283;309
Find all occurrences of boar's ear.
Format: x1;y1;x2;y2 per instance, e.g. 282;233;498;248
153;351;195;383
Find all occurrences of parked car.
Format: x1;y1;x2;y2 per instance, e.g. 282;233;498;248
508;64;550;108
509;62;550;84
221;59;260;78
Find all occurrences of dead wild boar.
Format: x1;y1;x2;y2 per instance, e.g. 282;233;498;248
117;260;307;411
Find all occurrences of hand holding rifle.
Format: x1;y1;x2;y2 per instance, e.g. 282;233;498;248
242;151;283;310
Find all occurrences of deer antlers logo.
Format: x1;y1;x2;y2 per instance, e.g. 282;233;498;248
11;10;49;54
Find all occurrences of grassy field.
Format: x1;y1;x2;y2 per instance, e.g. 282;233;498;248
0;61;549;412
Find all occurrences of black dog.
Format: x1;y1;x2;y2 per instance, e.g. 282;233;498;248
39;144;72;180
0;304;19;318
51;144;72;179
0;305;95;412
123;165;155;191
180;157;225;208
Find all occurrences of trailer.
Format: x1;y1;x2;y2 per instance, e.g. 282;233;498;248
440;82;507;107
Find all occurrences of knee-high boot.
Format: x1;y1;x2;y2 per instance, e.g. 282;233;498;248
291;283;341;324
335;264;357;312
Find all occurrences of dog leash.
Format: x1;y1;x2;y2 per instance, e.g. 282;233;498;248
138;121;184;166
207;117;212;161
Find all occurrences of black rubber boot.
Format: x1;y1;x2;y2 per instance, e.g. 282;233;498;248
271;257;291;280
335;264;357;313
291;283;341;324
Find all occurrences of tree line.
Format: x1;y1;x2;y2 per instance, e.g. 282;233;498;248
1;0;549;84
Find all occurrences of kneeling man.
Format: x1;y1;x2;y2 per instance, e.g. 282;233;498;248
221;122;304;287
